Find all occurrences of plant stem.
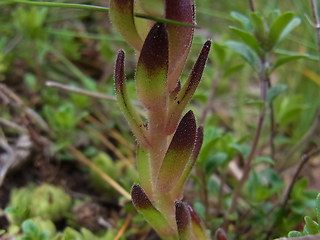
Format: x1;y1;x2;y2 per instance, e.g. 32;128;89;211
281;146;320;210
279;0;320;169
269;101;276;160
222;58;269;230
283;112;320;168
248;0;255;12
264;146;320;239
148;110;168;185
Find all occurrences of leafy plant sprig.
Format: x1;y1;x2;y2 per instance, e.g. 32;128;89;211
110;0;211;239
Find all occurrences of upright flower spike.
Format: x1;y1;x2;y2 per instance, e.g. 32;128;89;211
171;126;203;198
157;111;196;193
165;40;211;134
131;184;178;238
114;50;150;148
175;201;193;240
187;204;209;240
166;0;195;92
109;0;143;51
136;23;169;111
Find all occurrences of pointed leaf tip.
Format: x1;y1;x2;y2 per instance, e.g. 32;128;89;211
136;23;169;110
165;41;211;134
175;201;192;239
191;41;211;84
215;228;228;240
131;184;152;210
187;203;209;240
169;126;203;198
115;50;125;94
187;204;202;225
170;110;196;151
175;201;191;231
138;23;168;74
131;184;176;237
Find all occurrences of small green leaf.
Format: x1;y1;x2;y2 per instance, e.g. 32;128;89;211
230;11;253;32
291;178;308;200
230;143;250;158
166;0;194;92
166;41;211;134
131;185;176;238
213;42;227;65
229;26;260;54
0;230;5;235
267;84;288;103
267;12;297;50
223;64;245;78
271;54;306;72
22;220;40;235
305;216;320;235
205;153;228;176
114;50;150;148
288;231;303;237
279;17;301;42
225;40;261;72
253;156;275;166
109;0;143;50
250;12;265;42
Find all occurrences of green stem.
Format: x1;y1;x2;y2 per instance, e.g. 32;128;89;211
14;0;108;11
12;0;197;28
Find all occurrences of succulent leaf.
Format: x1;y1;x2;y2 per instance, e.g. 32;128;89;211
171;126;203;198
166;0;195;92
175;201;193;240
136;23;169;111
187;204;209;240
137;0;165;16
215;228;229;240
131;184;175;237
109;0;143;51
114;50;150;147
157;111;196;193
166;41;211;134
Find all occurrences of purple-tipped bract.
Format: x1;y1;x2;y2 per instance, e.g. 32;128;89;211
157;111;197;192
166;40;211;134
136;23;169;111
